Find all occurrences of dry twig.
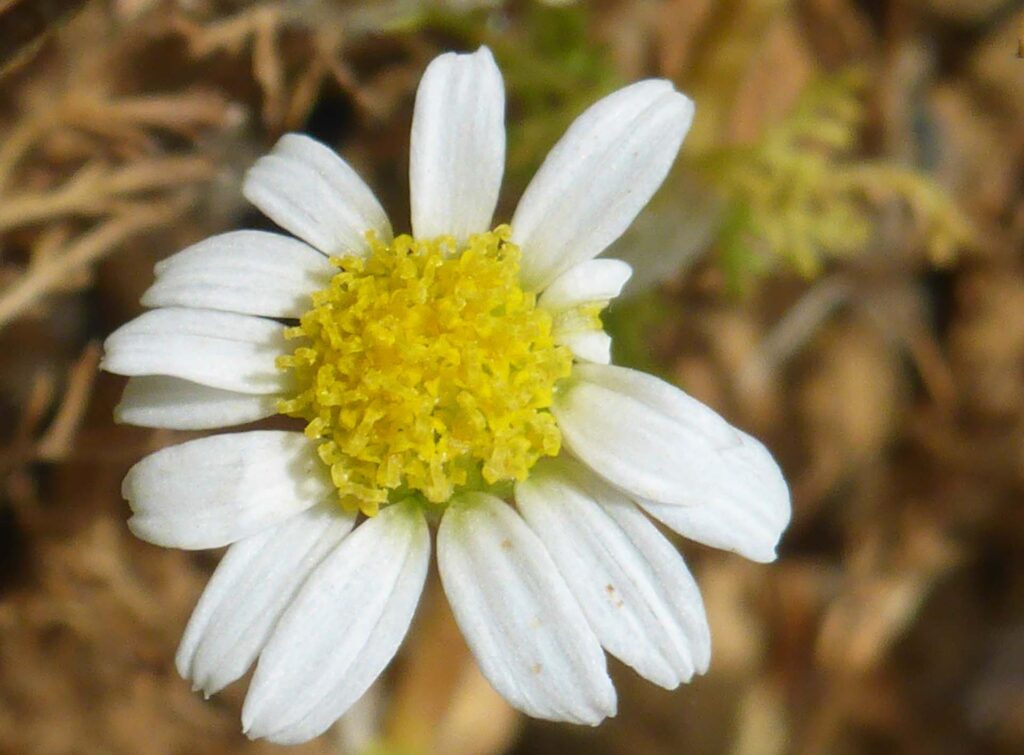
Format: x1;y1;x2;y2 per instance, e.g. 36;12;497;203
37;341;102;461
0;200;189;329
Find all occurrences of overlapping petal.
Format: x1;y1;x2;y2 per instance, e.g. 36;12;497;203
115;376;278;430
242;501;429;745
176;503;356;696
636;475;789;563
556;331;612;364
538;259;633;312
123;431;331;549
553;364;790;518
243;134;391;256
516;458;709;689
102;307;288;395
438;492;616;725
142;230;331;318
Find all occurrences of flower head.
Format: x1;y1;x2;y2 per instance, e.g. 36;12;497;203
277;226;572;513
102;47;790;744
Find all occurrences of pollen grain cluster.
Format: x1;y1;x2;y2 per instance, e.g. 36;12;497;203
277;226;572;515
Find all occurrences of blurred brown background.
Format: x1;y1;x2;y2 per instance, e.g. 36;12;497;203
0;0;1022;753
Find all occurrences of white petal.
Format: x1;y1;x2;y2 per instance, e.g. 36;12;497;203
438;492;615;725
409;47;505;242
539;259;633;311
101;307;287;395
176;503;356;696
242;501;430;745
556;330;612;364
115;376;278;430
516;458;710;687
123;430;331;549
243;133;391;256
553;364;791;519
142;230;331;318
636;486;788;563
512;81;694;291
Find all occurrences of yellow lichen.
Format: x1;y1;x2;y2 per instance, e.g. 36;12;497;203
277;225;573;515
697;70;973;288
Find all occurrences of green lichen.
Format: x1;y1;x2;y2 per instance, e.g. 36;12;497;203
695;69;973;293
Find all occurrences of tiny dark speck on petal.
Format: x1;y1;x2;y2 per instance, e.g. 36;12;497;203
531;663;543;675
606;584;624;608
500;538;513;550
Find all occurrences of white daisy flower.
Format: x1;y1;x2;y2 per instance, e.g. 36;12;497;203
102;47;790;744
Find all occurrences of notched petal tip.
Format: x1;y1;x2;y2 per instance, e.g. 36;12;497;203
125;513;166;547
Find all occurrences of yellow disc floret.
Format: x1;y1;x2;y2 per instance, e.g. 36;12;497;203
277;225;573;515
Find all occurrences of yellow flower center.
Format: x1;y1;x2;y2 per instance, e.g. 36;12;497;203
277;225;573;515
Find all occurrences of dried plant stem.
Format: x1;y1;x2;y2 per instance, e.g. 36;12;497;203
37;341;102;461
173;5;289;126
61;92;236;136
174;4;282;57
0;157;212;232
0;114;46;191
0;91;232;194
738;275;854;393
0;201;184;329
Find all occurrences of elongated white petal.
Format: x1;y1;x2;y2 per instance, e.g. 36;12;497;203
176;503;356;696
142;230;331;318
409;47;505;242
553;364;791;519
516;459;709;687
438;492;615;725
123;431;331;549
539;259;633;311
101;307;287;395
556;330;612;364
636;489;787;563
512;81;694;291
243;501;430;745
243;133;391;256
115;376;278;430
